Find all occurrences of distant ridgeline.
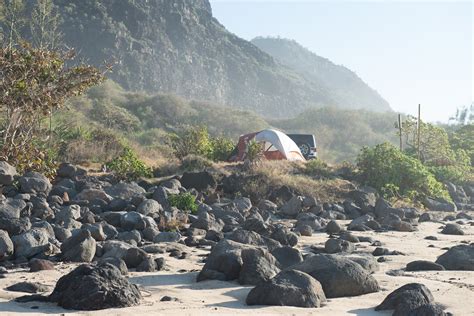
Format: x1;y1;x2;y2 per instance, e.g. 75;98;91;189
44;0;392;118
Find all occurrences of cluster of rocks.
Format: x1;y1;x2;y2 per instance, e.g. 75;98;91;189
0;161;472;311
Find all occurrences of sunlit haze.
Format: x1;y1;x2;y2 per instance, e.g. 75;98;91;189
211;0;473;122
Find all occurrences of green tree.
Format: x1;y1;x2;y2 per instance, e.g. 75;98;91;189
0;43;105;171
357;142;449;201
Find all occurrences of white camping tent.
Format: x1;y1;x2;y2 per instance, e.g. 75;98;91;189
255;129;305;161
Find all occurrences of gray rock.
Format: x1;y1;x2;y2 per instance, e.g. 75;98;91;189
197;239;251;282
270;226;298;247
19;172;52;194
49;263;141;310
435;244;474;270
294;224;312;236
12;228;50;259
137;199;162;216
345;255;379;274
82;223;106;241
0;229;14;261
291;254;380;298
246;270;326;308
76;189;111;203
6;281;50;293
120;211;146;231
153;231;181;243
325;238;355;254
375;283;435;316
238;247;280;285
424;197;457;212
326;220;342;234
271;246;303;269
123;247;148;268
180;171;216;191
61;229;96;262
136;257;157;272
0;198;26;219
101;240;132;259
406;260;445;271
0;161;17;185
99;257;128;275
440;223;464;235
57;163;78;178
280;196;303;218
117;230;141;245
0;214;31;236
226;229;281;251
105;182;146;200
29;258;55;272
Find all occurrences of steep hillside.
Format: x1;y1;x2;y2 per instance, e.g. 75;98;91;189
252;37;390;112
44;0;391;117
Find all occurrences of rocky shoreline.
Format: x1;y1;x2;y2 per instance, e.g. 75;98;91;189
0;162;472;315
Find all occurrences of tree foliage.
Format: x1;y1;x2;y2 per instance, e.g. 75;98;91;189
357;143;449;201
0;43;104;172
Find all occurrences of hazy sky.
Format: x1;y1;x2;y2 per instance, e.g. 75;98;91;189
210;0;473;122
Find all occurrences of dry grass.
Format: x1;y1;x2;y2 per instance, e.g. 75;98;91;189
246;160;356;203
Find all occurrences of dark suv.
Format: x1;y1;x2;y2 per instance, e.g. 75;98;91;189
286;134;318;160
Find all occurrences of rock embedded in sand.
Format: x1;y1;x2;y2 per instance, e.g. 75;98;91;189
375;283;442;316
435;244;474;270
440;223;465;235
246;269;326;308
6;281;50;293
49;263;142;310
406;260;445;272
29;258;55;272
291;254;380;298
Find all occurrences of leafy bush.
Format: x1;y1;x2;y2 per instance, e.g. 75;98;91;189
168;192;198;214
106;147;152;179
429;149;473;184
303;159;332;178
167;126;213;160
209;136;235;161
357;143;449;201
168;126;235;162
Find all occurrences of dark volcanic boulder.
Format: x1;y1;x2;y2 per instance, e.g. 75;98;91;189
375;283;435;316
12;228;50;259
0;161;17;185
49;264;142;310
0;229;14;261
271;246;303;269
324;238;355;254
19;172;52;194
238;247;280;285
180;171;216;191
435;244;474;270
60;229;96;262
406;260;445;272
440;223;464;235
291;254;379;298
197;239;250;282
6;281;50;293
226;229;281;251
29;259;55;272
246;270;326;308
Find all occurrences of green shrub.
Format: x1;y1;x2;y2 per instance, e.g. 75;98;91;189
167;126;213;160
168;192;198;214
429;149;473;184
209;136;235;161
106;147;152;179
357;143;449;201
304;159;332;178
